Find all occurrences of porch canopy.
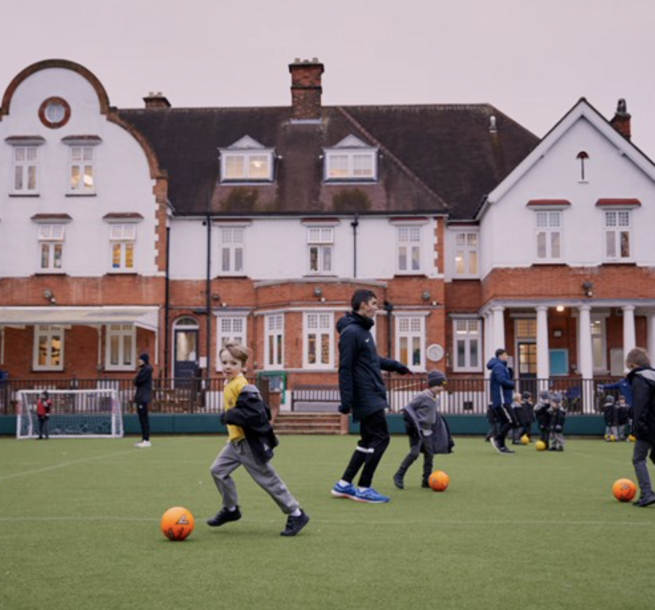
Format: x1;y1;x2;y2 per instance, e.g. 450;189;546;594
0;306;159;331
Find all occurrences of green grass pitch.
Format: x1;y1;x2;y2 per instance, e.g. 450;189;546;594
1;435;653;610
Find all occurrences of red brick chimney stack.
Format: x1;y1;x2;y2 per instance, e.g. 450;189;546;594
610;98;631;140
289;58;324;121
143;92;171;109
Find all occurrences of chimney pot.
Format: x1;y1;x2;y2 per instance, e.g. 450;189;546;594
610;98;631;140
143;92;171;109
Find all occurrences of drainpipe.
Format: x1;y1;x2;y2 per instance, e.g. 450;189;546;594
351;213;359;278
164;224;171;377
384;300;394;359
205;213;212;380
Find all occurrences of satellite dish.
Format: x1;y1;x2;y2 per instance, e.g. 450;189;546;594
427;344;444;362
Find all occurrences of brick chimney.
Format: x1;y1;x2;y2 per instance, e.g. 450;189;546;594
289;58;324;121
143;92;171;109
610;98;631;140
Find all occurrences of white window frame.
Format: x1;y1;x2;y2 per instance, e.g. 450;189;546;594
216;316;248;369
395;315;426;372
603;210;631;261
307;227;334;275
534;211;562;262
218;227;245;275
396;226;423;274
303;312;334;369
324;149;377;181
453;231;479;277
220;151;273;182
105;324;136;371
453;318;482;372
264;314;284;369
68;146;95;194
109;224;137;272
12;146;39;194
33;325;65;371
38;224;65;272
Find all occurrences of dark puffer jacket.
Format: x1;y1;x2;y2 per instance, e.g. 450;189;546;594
627;367;655;444
222;385;279;463
337;312;408;421
486;357;515;408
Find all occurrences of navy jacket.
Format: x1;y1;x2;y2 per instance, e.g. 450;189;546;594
601;378;634;408
222;385;279;463
134;364;153;404
337;312;407;421
487;357;515;408
627;367;655;444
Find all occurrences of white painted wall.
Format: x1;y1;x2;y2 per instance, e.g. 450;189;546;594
479;116;655;278
169;216;441;280
0;67;158;278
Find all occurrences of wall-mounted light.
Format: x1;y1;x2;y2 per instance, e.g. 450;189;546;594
43;289;56;305
314;287;323;299
421;290;431;302
582;281;594;298
556;305;565;312
211;293;221;302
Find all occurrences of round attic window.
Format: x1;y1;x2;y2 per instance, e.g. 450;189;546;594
38;97;71;129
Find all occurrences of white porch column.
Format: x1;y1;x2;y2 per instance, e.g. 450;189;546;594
622;305;636;358
648;313;655;361
483;312;493;379
536;306;550;381
492;306;506;351
578;305;593;413
578;305;593;379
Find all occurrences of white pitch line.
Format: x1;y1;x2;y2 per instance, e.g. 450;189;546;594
0;449;138;483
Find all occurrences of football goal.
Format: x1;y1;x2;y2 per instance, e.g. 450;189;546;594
16;388;124;439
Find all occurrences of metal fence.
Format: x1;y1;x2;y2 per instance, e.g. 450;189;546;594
0;376;269;416
0;375;619;416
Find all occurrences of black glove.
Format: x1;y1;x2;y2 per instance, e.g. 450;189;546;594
219;412;227;425
338;404;351;415
397;365;413;376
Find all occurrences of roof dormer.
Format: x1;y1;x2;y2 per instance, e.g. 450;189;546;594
218;136;275;183
323;135;378;182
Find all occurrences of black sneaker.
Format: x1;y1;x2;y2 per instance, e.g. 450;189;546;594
393;472;405;490
280;510;310;537
207;506;242;527
421;480;430;489
635;496;655;508
490;438;503;454
499;447;515;454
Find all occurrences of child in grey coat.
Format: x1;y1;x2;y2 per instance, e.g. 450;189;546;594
393;370;448;489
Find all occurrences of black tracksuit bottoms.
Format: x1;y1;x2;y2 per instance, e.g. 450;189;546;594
342;409;390;488
137;402;150;441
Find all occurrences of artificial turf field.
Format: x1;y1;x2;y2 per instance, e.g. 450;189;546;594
1;435;653;610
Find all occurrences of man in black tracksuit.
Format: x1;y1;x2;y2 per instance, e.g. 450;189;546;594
134;353;153;447
331;289;411;504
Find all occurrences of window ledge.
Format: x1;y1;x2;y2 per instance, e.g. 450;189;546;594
303;274;339;278
600;261;636;267
34;272;68;276
105;272;139;276
530;262;569;267
394;273;428;278
452;276;481;281
219;180;274;186
65;193;97;197
9;193;40;198
323;179;378;185
215;275;249;279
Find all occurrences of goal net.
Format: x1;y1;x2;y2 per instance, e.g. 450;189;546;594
16;388;123;439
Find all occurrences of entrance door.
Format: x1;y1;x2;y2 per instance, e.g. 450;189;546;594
517;341;537;398
173;322;199;383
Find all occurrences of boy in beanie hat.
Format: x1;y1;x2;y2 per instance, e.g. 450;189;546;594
394;370;450;489
548;393;566;451
534;390;552;449
603;394;618;441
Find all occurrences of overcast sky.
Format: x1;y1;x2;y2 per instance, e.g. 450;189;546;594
2;0;654;157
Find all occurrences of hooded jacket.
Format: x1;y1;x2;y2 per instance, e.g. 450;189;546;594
403;389;454;454
337;311;407;421
486;357;515;408
627;367;655;444
134;359;153;404
222;385;279;463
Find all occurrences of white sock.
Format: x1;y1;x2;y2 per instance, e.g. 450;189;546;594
290;509;302;517
358;487;369;492
339;479;351;487
227;506;237;512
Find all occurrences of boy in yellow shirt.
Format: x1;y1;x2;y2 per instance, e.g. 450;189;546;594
207;342;309;536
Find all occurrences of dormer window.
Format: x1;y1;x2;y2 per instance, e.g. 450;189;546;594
219;136;274;182
324;135;378;182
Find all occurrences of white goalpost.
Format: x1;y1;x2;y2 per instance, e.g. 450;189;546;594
16;388;124;439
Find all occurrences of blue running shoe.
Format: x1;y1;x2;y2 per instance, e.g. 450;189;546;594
331;481;358;499
355;488;390;503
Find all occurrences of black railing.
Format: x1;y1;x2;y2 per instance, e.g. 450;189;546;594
0;375;616;416
0;376;269;416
